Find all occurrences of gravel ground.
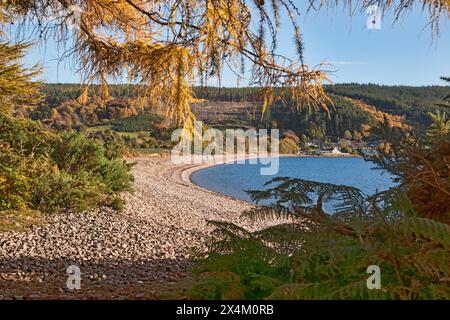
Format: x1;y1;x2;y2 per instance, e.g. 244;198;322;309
0;155;259;299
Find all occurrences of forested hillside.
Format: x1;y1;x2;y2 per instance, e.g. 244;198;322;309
326;84;449;129
31;83;448;139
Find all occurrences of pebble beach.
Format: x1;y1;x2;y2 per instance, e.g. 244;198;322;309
0;155;259;299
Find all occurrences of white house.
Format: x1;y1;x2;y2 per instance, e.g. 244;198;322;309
331;147;342;154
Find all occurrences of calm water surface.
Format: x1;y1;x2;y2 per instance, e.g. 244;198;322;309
191;157;396;205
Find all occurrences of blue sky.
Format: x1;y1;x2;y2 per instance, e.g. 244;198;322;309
22;4;450;86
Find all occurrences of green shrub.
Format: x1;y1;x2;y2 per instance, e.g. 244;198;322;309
86;129;129;159
53;131;107;173
110;197;126;212
32;167;104;213
0;113;133;214
0;115;53;210
100;158;134;193
279;137;299;154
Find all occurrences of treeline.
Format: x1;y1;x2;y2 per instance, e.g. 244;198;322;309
42;84;141;106
41;83;448;122
31;83;448;141
41;84;262;105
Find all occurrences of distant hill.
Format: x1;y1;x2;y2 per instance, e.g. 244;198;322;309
34;83;448;138
325;83;449;129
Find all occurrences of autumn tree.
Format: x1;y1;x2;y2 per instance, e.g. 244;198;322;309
344;130;352;140
352;130;362;142
0;42;43;114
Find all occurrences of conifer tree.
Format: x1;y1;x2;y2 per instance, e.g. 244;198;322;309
0;42;43;113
